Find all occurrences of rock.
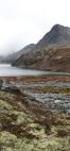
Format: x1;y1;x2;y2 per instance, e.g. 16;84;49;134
0;80;3;89
2;85;21;94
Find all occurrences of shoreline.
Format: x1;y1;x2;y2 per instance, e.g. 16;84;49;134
0;74;70;82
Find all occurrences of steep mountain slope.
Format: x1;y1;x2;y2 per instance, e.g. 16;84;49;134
37;24;70;47
12;24;70;72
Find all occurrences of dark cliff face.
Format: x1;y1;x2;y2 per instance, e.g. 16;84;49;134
12;24;70;72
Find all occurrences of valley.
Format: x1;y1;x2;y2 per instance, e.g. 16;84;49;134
0;24;70;150
0;24;70;72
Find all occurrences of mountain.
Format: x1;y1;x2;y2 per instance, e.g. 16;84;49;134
37;24;70;48
12;24;70;72
1;44;35;64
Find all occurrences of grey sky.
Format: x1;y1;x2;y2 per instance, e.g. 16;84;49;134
0;0;70;55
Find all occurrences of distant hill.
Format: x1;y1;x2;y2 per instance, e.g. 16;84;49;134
1;44;35;64
12;24;70;72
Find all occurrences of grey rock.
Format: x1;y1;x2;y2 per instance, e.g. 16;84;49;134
0;80;3;89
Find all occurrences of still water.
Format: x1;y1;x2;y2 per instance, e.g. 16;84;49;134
0;64;45;76
0;64;70;76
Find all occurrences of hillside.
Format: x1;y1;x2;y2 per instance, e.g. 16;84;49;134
12;24;70;72
1;44;35;64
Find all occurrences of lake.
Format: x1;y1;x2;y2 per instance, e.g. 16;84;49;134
0;64;45;76
0;64;70;76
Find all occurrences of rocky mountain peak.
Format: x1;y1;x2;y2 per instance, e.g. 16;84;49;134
51;24;65;31
37;24;70;47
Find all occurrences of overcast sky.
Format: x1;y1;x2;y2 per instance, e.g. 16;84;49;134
0;0;70;55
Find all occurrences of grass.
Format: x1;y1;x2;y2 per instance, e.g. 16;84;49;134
0;74;70;151
0;90;70;150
